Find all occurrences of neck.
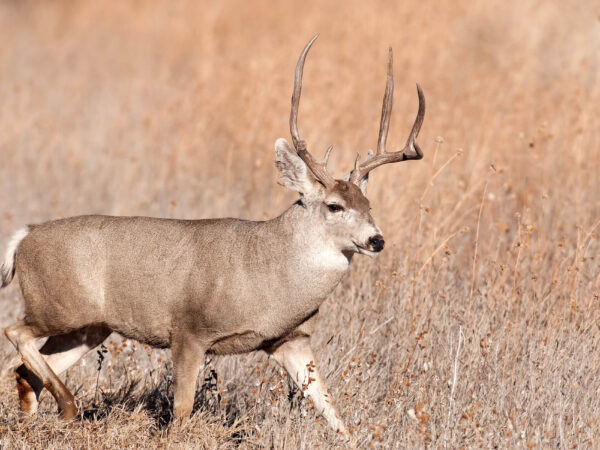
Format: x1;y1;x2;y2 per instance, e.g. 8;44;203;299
237;201;350;312
268;200;352;271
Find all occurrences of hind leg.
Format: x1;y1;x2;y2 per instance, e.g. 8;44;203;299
16;325;111;415
4;321;76;419
5;322;110;418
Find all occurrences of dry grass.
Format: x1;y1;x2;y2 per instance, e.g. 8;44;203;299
0;0;599;448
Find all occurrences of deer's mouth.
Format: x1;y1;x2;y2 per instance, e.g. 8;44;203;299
354;243;379;257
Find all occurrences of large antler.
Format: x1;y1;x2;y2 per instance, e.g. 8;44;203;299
349;48;425;184
290;35;336;188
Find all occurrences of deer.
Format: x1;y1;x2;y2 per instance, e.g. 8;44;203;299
1;35;424;439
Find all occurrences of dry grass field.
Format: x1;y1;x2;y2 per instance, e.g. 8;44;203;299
0;1;599;448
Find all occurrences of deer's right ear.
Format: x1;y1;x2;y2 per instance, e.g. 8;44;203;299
274;138;319;195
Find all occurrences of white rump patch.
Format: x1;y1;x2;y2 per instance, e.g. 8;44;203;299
1;227;29;287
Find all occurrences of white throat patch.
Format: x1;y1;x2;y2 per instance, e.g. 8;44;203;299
308;246;349;272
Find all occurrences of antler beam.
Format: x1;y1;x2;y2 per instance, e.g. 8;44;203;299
350;48;425;184
289;35;336;188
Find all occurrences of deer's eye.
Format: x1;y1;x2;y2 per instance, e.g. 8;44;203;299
327;203;344;213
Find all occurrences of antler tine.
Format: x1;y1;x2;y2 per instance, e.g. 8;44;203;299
405;83;425;159
289;35;336;188
353;152;361;173
323;145;334;165
351;82;426;183
376;48;394;156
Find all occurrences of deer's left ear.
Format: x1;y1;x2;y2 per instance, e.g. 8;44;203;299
274;138;321;196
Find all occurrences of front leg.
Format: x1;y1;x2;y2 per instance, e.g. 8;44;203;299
171;335;206;419
267;335;350;439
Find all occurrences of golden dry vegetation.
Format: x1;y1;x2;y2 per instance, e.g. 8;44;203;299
0;1;599;448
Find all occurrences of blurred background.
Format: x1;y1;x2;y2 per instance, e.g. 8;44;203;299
0;1;599;447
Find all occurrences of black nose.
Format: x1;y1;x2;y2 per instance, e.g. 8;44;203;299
368;235;385;252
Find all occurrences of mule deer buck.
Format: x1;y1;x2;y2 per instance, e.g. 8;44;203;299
1;35;424;438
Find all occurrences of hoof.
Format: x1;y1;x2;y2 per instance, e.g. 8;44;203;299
339;427;357;448
58;399;78;421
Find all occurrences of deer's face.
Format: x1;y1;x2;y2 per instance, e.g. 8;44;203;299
275;139;384;257
318;180;383;256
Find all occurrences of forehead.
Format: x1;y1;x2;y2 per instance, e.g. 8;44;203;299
329;180;370;212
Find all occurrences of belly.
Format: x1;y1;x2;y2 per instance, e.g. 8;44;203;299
208;330;269;355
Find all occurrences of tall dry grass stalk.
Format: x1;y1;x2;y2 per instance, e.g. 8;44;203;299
0;0;599;448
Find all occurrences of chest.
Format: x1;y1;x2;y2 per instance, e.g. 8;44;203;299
276;246;349;300
195;243;350;349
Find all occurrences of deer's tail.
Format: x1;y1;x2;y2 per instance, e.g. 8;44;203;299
1;227;29;288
